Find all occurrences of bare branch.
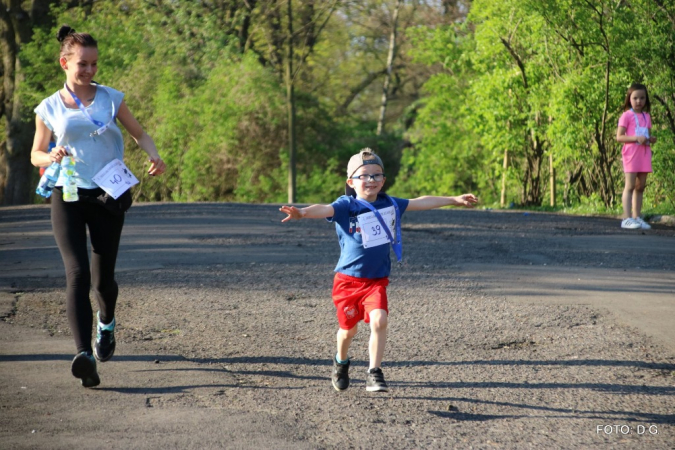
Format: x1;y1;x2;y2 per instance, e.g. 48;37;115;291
499;36;528;89
336;64;404;115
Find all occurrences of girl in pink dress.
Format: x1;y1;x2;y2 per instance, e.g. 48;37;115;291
616;83;657;229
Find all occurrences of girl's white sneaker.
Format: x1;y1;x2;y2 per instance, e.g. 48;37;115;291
635;217;652;230
621;218;641;229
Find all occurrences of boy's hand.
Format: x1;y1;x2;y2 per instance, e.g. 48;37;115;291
458;193;479;207
649;136;657;144
280;205;304;222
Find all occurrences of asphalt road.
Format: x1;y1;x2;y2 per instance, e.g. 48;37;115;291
1;202;674;449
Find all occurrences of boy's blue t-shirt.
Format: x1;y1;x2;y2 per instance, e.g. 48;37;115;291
328;194;409;279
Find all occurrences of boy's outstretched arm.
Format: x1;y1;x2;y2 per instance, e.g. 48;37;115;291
280;204;335;222
407;194;478;212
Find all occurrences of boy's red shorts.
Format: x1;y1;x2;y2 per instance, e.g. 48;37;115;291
332;272;389;330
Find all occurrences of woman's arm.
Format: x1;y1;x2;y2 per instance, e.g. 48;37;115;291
116;101;165;175
30;116;53;168
30;117;69;167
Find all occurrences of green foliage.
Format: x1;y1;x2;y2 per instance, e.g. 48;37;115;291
13;0;675;215
16;27;62;113
396;0;675;215
185;54;287;202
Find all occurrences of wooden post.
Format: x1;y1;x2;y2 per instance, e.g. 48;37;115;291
376;0;402;136
286;0;296;203
500;149;508;207
549;153;555;207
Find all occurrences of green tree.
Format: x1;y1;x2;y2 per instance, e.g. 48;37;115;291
1;0;62;205
399;0;675;212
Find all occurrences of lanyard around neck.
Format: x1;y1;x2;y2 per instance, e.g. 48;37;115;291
64;83;115;137
630;108;646;127
354;195;403;263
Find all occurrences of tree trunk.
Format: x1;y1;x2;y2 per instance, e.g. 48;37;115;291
1;0;56;205
500;149;508;207
286;0;296;203
549;153;555;207
376;0;401;136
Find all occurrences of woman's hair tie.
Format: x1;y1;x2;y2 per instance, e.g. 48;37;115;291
56;25;76;43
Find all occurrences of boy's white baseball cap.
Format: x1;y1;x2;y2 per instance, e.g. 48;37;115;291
345;148;385;197
347;148;384;177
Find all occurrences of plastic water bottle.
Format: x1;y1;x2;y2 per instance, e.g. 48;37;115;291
63;178;79;202
61;156;76;177
36;162;61;198
61;156;79;202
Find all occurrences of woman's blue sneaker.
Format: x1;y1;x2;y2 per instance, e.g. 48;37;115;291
94;315;116;362
71;352;100;388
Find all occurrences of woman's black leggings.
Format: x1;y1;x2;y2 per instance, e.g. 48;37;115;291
51;189;125;354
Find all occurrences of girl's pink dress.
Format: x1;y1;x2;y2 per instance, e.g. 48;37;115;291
618;109;652;173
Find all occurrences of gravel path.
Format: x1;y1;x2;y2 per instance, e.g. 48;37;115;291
1;203;674;449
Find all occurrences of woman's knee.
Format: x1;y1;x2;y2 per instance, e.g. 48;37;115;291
93;279;118;302
65;265;90;286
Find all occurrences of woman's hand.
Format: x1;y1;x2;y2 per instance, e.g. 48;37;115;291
147;157;166;176
636;135;648;145
649;136;657;144
49;146;70;164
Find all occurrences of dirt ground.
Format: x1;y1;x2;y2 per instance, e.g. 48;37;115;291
1;202;674;449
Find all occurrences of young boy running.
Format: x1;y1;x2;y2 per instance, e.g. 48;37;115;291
280;148;478;392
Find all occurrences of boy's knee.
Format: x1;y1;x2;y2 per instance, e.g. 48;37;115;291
369;310;388;331
338;326;358;339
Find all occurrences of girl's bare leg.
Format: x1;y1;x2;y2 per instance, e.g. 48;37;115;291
632;173;648;218
623;172;637;219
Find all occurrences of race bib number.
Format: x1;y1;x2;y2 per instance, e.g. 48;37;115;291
92;159;138;199
357;206;396;249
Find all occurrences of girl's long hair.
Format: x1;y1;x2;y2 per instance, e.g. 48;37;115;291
622;83;651;112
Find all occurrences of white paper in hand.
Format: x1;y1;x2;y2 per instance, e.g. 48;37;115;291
92;159;139;199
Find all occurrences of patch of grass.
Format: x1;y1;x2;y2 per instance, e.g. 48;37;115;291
480;193;675;219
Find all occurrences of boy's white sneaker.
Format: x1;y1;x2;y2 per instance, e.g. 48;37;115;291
621;218;641;229
635;217;652;230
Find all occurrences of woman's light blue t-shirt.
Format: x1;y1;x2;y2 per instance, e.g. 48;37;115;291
35;85;125;188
